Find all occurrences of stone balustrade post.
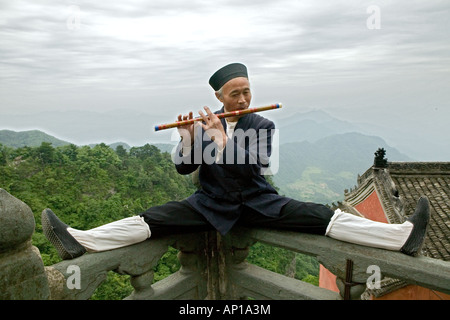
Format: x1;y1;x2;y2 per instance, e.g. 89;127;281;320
0;188;50;300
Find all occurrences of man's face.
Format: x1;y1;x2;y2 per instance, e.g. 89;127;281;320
216;77;252;121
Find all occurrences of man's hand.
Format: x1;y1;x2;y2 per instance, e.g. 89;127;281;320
177;111;195;148
199;106;227;150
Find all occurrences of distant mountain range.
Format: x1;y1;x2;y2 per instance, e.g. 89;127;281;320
0;129;71;148
0;129;177;154
0;109;172;148
1;108;447;161
275;110;359;144
273;109;448;162
273;132;411;204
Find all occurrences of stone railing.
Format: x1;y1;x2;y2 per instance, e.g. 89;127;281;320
2;188;450;300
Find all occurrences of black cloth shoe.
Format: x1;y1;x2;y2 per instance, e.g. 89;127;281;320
400;196;430;257
42;208;86;260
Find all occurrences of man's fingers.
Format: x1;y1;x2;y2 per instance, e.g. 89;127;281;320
203;106;212;115
178;112;194;122
198;110;208;123
202;106;220;123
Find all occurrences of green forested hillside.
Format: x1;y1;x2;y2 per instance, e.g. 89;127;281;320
0;141;319;299
0;129;71;148
0;142;197;299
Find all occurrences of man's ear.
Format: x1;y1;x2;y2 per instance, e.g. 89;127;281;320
215;91;224;103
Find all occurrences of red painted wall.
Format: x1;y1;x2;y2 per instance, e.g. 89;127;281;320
372;285;450;300
354;190;388;223
319;265;339;293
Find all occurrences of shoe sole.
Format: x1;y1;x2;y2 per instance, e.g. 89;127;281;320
401;196;430;256
41;209;76;260
411;197;431;257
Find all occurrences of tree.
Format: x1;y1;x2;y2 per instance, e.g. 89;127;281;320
115;145;128;159
35;142;55;165
60;144;78;162
0;143;9;165
130;144;161;161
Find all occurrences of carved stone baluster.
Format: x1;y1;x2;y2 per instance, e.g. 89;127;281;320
178;250;198;274
172;233;203;275
335;277;367;300
335;259;367;300
127;269;155;300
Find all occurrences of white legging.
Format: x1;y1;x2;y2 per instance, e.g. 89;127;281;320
68;216;151;252
326;209;413;251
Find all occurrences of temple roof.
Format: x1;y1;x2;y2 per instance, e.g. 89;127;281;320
345;161;450;261
387;162;450;261
340;152;450;298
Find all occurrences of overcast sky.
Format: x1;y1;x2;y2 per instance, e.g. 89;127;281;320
1;0;449;157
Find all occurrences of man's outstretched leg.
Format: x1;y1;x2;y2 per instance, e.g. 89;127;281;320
325;196;430;256
42;200;213;260
42;209;150;260
242;196;430;257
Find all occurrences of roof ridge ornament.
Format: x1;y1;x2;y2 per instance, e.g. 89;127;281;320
374;148;388;168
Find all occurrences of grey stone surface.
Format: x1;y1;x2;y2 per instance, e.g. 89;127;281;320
0;188;49;300
0;188;35;251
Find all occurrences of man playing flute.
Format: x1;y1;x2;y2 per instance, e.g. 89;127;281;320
43;63;429;260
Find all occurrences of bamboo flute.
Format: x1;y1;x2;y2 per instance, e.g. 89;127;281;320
154;103;282;131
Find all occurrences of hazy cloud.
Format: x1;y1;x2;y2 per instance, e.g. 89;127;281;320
0;0;449;158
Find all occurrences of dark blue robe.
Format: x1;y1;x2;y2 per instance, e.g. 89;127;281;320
174;107;290;235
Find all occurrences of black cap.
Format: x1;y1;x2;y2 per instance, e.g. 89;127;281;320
209;63;248;91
